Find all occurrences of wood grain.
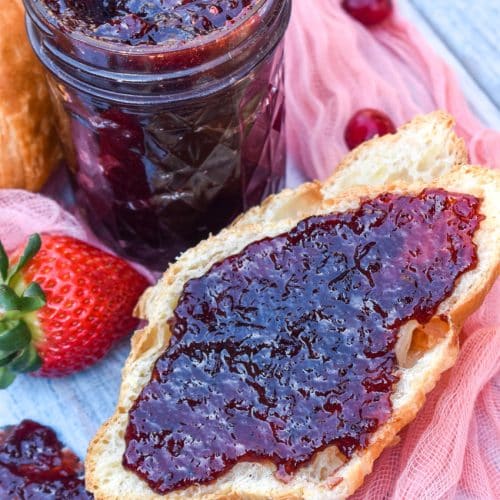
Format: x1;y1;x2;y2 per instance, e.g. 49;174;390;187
400;0;500;129
410;0;500;111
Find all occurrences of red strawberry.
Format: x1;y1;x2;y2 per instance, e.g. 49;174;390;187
0;234;149;385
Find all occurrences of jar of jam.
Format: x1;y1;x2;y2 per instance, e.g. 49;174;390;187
24;0;291;270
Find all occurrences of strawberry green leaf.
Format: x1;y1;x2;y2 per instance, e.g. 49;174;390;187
21;283;47;312
0;285;22;312
0;321;31;352
0;241;8;283
0;367;15;389
9;344;42;373
8;234;41;284
0;351;16;367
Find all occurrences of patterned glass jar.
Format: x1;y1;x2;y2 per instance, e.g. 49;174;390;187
24;0;291;269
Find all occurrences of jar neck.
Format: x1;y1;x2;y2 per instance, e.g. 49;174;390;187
24;0;291;103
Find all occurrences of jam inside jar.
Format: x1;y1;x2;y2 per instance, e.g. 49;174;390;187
24;0;291;269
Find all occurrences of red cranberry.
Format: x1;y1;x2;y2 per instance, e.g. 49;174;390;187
341;0;393;26
344;109;396;150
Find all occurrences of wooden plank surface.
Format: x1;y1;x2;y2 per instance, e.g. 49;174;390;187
410;0;500;111
400;0;500;128
2;1;499;463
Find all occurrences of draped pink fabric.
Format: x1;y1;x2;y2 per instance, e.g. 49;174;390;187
285;1;500;174
0;2;498;498
0;190;156;283
285;2;499;498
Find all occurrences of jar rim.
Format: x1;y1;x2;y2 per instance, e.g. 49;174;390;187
24;0;290;104
24;0;270;56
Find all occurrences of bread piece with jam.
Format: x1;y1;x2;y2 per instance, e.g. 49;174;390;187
86;112;499;499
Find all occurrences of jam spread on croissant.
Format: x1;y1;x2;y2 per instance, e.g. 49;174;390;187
124;189;482;493
0;420;92;499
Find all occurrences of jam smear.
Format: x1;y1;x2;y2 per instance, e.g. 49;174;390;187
124;189;482;493
0;420;92;499
42;0;254;45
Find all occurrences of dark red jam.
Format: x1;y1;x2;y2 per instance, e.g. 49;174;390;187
66;73;285;269
123;189;482;493
0;420;92;499
42;0;254;45
29;0;288;270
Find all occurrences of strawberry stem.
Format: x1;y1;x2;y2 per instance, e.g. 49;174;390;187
0;234;45;388
0;368;16;389
0;321;31;351
6;234;41;285
0;242;8;282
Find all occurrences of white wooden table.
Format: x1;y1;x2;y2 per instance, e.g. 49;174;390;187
2;0;499;464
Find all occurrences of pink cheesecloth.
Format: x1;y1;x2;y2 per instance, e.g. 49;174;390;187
0;1;498;498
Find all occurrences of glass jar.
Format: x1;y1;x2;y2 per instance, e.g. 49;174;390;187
24;0;291;270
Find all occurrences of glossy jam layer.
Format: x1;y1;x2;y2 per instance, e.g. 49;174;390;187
42;0;254;45
123;189;482;493
0;420;92;499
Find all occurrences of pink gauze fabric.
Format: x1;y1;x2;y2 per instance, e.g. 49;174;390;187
0;190;156;283
285;2;499;499
0;2;498;499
